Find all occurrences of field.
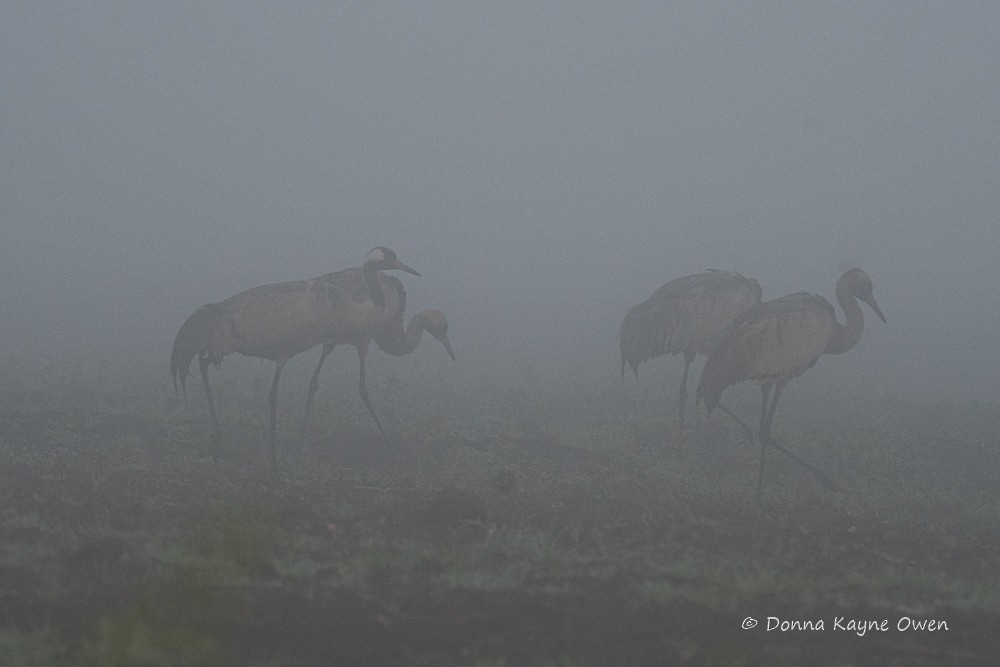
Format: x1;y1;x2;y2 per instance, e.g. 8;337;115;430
0;361;998;666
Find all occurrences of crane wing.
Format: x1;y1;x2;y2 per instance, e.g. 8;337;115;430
314;268;371;302
698;293;834;411
207;280;353;361
619;271;761;375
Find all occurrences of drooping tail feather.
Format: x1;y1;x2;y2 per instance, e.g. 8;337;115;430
695;329;749;416
170;302;223;398
618;298;675;380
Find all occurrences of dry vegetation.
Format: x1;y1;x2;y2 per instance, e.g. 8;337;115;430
0;360;998;665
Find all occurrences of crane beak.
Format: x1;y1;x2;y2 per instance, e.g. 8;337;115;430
863;294;886;323
391;259;421;277
437;333;456;361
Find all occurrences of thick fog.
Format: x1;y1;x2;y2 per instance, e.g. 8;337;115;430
2;3;998;403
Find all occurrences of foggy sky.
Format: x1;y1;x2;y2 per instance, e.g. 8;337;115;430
2;3;998;402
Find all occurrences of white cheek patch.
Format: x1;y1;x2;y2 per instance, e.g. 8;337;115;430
366;248;386;264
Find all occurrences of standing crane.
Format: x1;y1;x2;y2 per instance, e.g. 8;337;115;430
697;268;886;500
619;270;762;432
170;247;420;465
301;266;456;437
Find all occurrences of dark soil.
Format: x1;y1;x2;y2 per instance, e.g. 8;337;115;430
0;379;997;666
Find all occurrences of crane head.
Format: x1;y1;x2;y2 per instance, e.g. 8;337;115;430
841;268;886;323
420;309;456;361
365;246;421;277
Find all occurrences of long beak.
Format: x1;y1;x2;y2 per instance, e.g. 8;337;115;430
864;294;886;323
392;259;421;277
437;333;456;361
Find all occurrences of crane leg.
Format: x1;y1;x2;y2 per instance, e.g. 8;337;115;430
303;343;335;436
755;384;774;502
199;355;221;463
677;351;695;433
356;341;390;446
268;358;288;467
761;381;785;439
714;402;755;447
761;436;843;493
757;381;843;494
716;386;843;498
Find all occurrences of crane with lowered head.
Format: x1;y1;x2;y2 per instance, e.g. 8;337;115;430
301;265;456;438
170;246;420;465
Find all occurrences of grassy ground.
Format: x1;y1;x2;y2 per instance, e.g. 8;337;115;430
0;364;997;665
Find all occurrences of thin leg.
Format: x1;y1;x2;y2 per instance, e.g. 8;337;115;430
761;381;785;439
303;342;335;434
677;351;695;432
762;437;843;492
268;357;287;467
199;355;221;463
756;384;773;503
715;401;755;446
758;381;843;493
356;341;390;446
759;384;773;438
716;387;842;495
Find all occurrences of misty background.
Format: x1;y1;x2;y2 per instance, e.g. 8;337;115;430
2;3;998;406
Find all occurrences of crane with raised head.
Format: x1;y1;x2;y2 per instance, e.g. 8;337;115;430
697;268;886;500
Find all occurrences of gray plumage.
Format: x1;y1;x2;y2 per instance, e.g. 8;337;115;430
618;270;762;431
697;268;886;499
312;268;454;358
302;266;455;435
169;246;420;465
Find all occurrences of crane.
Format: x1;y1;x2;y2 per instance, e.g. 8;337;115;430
301;266;455;437
170;247;419;465
697;268;886;499
619;270;761;432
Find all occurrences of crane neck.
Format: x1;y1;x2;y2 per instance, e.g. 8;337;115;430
375;312;427;356
825;282;865;355
362;263;387;307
